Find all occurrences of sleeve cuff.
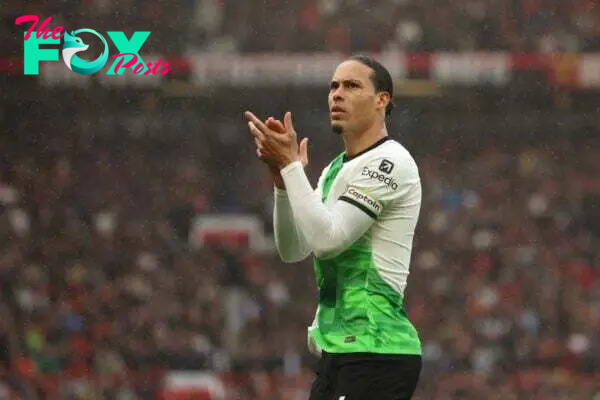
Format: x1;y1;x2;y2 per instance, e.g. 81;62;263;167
280;161;304;177
275;161;305;198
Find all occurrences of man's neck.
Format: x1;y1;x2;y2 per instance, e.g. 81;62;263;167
342;122;388;157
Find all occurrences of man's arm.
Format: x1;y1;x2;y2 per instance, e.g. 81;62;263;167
273;185;311;263
261;117;313;263
272;162;327;263
278;162;375;259
279;153;419;260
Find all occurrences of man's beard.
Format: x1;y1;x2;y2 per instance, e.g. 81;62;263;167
331;123;344;135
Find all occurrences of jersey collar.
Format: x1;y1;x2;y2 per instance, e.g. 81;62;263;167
342;136;391;163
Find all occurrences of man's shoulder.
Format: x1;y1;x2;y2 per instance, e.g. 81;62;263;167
356;139;419;179
340;139;420;206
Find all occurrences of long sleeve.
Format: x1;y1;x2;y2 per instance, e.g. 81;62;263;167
273;187;311;262
279;161;376;260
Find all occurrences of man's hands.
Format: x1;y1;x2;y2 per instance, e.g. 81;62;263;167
245;111;309;170
245;111;309;188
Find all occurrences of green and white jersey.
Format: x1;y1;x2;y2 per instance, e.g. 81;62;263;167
308;136;422;355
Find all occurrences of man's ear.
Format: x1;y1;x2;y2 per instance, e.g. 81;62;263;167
377;91;391;112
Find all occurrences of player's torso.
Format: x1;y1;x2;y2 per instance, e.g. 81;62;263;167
317;140;419;296
310;139;422;355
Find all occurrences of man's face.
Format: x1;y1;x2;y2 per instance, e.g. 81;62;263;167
328;60;388;135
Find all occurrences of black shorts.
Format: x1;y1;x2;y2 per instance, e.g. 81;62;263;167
309;352;422;400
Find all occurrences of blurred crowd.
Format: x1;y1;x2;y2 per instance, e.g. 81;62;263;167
4;0;600;55
1;106;599;399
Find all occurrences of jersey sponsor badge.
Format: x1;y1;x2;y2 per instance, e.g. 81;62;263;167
339;186;383;218
378;159;394;174
361;166;399;190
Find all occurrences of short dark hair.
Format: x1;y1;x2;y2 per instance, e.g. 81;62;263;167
347;54;395;117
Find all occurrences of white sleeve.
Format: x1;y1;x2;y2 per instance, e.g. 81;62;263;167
280;152;419;260
273;187;311;262
272;164;331;262
279;161;376;259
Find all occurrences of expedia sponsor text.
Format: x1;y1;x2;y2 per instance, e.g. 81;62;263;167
361;167;398;190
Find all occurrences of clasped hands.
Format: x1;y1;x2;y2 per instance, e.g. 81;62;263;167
244;111;309;172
